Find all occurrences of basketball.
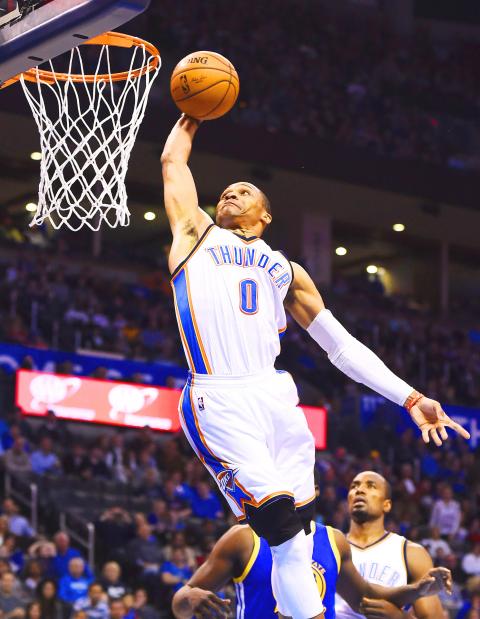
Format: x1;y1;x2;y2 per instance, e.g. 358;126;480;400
170;51;239;120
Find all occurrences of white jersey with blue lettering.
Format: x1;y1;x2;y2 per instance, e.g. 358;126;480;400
335;532;409;619
171;224;292;376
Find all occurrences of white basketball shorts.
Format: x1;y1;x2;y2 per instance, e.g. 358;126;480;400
178;367;316;519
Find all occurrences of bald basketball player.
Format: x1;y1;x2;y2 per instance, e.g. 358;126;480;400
171;519;451;619
161;114;469;619
335;471;445;619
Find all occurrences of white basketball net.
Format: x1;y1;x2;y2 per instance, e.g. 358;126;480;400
20;41;161;231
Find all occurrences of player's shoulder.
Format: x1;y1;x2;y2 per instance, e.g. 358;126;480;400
216;524;255;551
404;538;434;580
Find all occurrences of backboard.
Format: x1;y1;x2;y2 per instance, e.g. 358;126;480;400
0;0;151;86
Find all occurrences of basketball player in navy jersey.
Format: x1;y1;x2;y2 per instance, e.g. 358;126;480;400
171;519;451;618
335;471;444;619
161;114;469;619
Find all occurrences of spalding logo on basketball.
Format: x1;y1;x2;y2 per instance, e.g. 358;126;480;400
170;50;240;120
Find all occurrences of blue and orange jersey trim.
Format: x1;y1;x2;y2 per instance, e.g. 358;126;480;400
171;225;214;374
179;381;294;518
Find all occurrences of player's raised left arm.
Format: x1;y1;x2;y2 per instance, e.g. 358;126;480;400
285;262;470;446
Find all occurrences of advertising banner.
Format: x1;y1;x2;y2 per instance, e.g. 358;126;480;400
16;370;328;447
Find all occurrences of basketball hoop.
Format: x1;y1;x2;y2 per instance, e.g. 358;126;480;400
6;32;161;231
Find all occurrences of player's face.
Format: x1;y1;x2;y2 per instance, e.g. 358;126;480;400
348;472;391;524
216;182;270;230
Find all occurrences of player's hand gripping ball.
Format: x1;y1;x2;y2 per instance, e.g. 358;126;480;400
170;51;239;120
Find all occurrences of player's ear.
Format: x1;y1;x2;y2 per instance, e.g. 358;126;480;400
383;499;392;514
261;210;272;226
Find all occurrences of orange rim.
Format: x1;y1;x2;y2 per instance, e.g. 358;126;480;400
4;32;160;87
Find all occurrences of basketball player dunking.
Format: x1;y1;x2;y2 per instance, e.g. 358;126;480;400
335;471;445;619
161;115;469;619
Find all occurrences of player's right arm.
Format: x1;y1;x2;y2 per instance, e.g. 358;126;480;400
285;262;470;446
172;525;253;619
161;114;214;274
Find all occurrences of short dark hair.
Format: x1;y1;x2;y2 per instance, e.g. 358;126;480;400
261;191;271;215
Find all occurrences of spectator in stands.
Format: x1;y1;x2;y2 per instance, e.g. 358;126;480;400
127;524;163;577
463;544;480;578
0;534;25;574
162;532;196;571
72;582;109;619
21;560;44;601
58;558;92;604
36;578;68;619
80;448;110;481
25;601;41;619
131;588;158;619
160;479;191;523
0;571;25;618
430;485;462;538
0;516;9;546
135;468;162;501
30;437;60;476
190;481;223;520
160;548;193;595
36;411;70;446
146;500;174;539
95;509;134;563
4;437;32;476
99;562;128;601
63;445;89;478
2;499;33;537
109;599;129;619
422;526;452;560
105;435;130;484
49;533;85;581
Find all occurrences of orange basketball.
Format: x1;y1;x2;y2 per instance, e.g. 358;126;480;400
170;51;239;121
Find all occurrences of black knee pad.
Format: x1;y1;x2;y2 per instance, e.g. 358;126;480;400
297;500;315;536
245;497;303;546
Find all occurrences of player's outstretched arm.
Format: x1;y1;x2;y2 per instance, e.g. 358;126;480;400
285;262;470;446
172;525;253;619
333;531;451;617
161;114;213;273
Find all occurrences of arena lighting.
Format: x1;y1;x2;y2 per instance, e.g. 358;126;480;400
30;152;42;161
366;265;378;274
393;223;405;232
335;247;348;256
25;203;37;212
144;211;156;221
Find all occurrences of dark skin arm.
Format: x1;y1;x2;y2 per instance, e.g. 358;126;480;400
161;115;213;274
333;530;451;614
172;525;253;619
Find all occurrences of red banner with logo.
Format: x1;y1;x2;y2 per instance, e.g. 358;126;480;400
15;370;327;448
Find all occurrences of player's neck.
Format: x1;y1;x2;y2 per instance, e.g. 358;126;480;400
347;518;387;547
227;225;262;239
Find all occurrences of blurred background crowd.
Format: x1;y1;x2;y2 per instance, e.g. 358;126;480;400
149;0;480;170
0;1;479;618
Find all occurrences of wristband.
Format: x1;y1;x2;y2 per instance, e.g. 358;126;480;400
404;391;424;413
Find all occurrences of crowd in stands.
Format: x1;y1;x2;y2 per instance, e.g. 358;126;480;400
147;0;480;170
0;397;477;617
1;251;479;409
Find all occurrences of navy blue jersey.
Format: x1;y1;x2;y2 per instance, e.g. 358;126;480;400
234;523;340;618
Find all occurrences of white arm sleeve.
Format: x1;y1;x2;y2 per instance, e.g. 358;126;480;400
307;309;413;406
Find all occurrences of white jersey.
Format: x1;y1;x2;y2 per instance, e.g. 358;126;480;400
335;532;409;619
171;224;293;375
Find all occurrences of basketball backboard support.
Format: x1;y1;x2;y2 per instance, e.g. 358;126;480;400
0;0;151;86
